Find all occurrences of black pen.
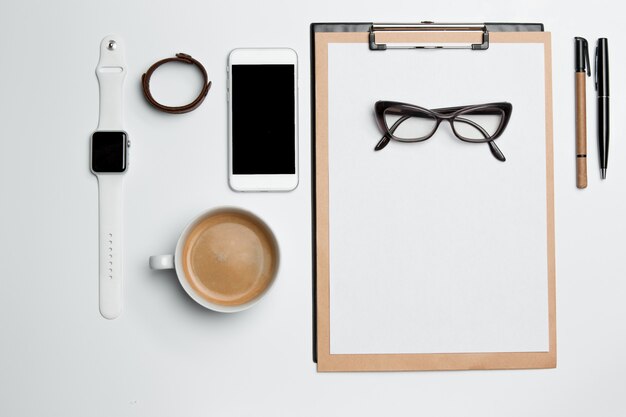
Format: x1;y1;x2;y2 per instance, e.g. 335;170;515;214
596;38;610;179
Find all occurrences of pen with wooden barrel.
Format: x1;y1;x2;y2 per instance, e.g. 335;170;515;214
574;37;590;189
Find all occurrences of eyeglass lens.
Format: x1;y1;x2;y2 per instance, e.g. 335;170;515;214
452;109;504;141
383;109;437;140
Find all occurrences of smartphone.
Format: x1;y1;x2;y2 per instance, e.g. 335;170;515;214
227;48;298;191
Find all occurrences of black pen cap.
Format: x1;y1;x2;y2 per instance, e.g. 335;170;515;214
574;37;590;75
596;38;609;96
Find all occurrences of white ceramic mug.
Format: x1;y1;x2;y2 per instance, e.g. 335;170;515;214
149;207;280;313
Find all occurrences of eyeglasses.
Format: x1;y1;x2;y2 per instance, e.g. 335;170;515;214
374;101;513;161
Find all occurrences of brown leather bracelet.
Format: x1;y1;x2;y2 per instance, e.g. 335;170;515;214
141;53;211;114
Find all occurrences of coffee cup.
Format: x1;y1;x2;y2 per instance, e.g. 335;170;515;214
149;207;279;312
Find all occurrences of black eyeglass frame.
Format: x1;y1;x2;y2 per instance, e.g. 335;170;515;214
374;101;513;161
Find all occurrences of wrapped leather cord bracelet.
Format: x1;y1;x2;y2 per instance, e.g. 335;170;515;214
141;53;211;114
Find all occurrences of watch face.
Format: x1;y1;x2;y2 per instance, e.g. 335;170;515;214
91;131;127;173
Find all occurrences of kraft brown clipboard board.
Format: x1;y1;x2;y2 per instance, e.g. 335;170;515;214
311;22;556;372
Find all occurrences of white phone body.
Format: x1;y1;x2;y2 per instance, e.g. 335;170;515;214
227;48;299;192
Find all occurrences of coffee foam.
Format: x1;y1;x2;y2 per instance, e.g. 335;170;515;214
182;211;278;306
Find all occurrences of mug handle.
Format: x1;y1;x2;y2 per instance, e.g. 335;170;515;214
149;254;174;270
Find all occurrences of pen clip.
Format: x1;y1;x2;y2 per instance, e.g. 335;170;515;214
583;39;591;77
575;37;591;76
594;43;598;90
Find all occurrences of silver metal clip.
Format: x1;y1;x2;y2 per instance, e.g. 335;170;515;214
369;22;490;51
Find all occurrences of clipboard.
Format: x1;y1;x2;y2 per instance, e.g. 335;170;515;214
311;22;556;372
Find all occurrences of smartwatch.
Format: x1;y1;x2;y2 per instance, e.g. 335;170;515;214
91;35;129;319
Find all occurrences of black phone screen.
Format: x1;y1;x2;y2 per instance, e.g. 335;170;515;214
231;64;295;175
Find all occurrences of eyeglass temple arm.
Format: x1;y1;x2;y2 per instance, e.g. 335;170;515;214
455;117;505;162
375;114;411;151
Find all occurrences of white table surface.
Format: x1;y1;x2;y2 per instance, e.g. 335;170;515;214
1;1;625;416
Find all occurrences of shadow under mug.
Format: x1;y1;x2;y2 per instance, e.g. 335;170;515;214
149;207;280;313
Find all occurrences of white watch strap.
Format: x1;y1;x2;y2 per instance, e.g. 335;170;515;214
96;35;126;130
95;35;127;319
98;175;124;319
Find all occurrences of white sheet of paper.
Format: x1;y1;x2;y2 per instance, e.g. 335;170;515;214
327;42;550;354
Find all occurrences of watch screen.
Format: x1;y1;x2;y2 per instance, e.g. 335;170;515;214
91;131;127;173
232;64;295;175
